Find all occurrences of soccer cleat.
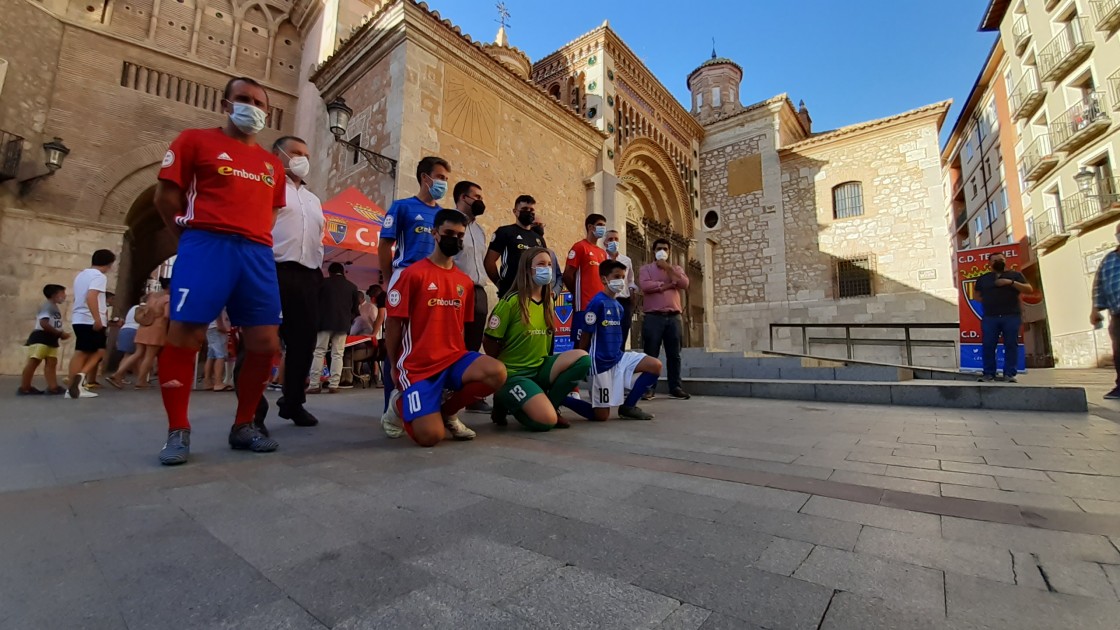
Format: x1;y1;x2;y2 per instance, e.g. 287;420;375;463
381;390;405;438
465;399;493;414
554;412;571;429
228;423;279;452
444;416;476;440
158;429;191;466
669;387;691;400
1105;387;1120;400
619;405;654;421
279;403;319;427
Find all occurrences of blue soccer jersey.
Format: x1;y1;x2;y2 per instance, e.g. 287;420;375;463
578;292;625;374
381;196;439;269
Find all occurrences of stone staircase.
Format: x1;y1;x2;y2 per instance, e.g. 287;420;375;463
654;349;1087;413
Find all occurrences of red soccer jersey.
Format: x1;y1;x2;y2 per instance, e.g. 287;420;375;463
387;258;475;386
157;128;285;246
566;240;608;311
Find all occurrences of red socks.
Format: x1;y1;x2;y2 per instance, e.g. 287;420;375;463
159;344;198;431
441;381;495;417
235;351;273;425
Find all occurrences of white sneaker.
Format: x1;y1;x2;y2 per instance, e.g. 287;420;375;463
381;390;405;439
66;373;98;399
444;415;476;441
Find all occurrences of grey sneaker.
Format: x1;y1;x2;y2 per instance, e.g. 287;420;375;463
381;390;405;438
619;405;654;420
444;415;476;440
158;429;191;466
228;423;279;452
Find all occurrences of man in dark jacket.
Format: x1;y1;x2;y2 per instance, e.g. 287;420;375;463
309;263;358;393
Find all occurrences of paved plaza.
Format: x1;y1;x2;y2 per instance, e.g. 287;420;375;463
1;375;1119;629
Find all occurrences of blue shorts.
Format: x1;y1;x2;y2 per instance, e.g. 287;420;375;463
400;351;482;422
170;230;281;327
116;328;137;354
206;328;228;359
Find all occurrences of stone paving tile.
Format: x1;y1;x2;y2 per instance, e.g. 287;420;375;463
633;512;776;567
407;537;564;603
820;592;968;630
695;612;767;629
624;484;738;521
939;460;1053;481
654;604;712;630
801;495;942;536
634;556;833;630
197;597;328;629
791;455;889;475
884;465;998;488
982;453;1099;474
752;536;815;576
1037;558;1119;600
892;448;987;464
1011;551;1050;590
719;502;863;550
1101;563;1120;600
500;566;681;629
793;546;945;614
650;472;810;511
1077;498;1120;516
946;573;1120;630
847;452;942;470
827;470;941;496
335;582;527;630
1044;471;1120;500
941;516;1120;563
478;456;573;482
854;525;1014;583
939;483;1083;512
264;542;432;627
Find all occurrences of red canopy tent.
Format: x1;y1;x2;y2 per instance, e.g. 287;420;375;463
321;186;386;289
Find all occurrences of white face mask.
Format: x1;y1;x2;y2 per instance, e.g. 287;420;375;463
288;155;310;179
608;278;626;294
655;250;669;261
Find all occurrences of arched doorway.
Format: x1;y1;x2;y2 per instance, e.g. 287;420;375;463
116;185;178;315
616;138;703;347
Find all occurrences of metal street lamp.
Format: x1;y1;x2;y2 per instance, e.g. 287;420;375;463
19;136;70;196
325;96;396;178
1075;166;1095;194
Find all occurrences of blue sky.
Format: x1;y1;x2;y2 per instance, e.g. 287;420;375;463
430;0;997;144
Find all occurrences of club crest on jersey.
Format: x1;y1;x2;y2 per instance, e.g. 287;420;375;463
488;314;501;329
383;215;395;229
387;289;401;307
162;150;175;168
326;218;347;245
568;250;577;260
456;284;465;297
584;311;597;325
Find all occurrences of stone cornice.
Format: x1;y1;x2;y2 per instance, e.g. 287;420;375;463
780;100;951;154
289;0;324;34
3;207;128;235
312;0;606;154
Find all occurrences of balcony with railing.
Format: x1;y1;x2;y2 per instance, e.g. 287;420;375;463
1038;19;1094;83
1051;92;1110;152
1091;0;1120;32
1045;0;1062;10
1061;181;1120;230
0;130;22;182
1031;208;1069;249
1011;67;1046;120
1013;16;1033;55
1021;133;1060;182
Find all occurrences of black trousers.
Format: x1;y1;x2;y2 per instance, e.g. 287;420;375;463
642;312;683;390
464;285;488;352
275;262;321;408
617;296;634;348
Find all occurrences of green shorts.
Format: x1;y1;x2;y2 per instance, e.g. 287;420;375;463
497;354;561;413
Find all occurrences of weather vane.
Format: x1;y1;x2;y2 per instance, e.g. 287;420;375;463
495;1;511;30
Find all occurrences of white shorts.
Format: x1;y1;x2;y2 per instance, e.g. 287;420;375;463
589;351;645;408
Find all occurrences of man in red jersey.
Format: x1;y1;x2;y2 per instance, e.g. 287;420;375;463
383;209;507;447
563;213;608;343
153;76;285;465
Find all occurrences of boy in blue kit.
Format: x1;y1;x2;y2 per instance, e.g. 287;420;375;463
574;259;661;421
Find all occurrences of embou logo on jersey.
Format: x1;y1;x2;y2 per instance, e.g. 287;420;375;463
217;166;275;187
427;298;463;307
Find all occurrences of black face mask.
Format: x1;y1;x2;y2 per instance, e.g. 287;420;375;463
470;199;486;216
992;261;1006;272
438;234;464;257
530;224;545;237
518;210;535;226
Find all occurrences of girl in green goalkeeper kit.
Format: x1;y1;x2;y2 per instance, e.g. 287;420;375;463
483;247;592;430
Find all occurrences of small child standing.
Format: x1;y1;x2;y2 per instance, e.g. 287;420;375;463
19;284;71;395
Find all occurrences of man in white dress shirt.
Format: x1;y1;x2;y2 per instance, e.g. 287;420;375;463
261;135;325;430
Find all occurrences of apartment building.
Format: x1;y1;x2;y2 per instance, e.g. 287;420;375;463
981;0;1120;368
942;38;1052;365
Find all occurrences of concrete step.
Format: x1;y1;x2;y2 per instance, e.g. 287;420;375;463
684;364;913;382
659;378;1087;413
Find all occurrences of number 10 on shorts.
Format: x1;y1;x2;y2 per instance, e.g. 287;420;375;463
407;391;422;414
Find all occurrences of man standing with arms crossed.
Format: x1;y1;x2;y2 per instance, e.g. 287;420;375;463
604;229;639;349
153;77;285;465
265;135;324;429
485;195;546;298
377;157;475;441
452;180;494;414
639;238;691;400
975;251;1031;383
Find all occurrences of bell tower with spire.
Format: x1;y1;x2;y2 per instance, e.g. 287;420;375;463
687;44;743;124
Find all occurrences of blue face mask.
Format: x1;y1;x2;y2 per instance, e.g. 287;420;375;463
533;266;553;286
429;178;448;201
593;225;607;239
605;241;618;253
228;102;267;135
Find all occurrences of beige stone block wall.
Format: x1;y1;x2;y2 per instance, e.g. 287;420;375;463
0;208;125;375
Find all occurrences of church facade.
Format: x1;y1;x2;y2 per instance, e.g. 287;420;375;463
0;0;956;374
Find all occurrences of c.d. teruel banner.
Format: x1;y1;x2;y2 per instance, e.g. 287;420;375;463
956;243;1035;373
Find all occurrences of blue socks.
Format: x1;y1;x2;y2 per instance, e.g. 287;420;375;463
624;372;658;408
563;395;594;420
